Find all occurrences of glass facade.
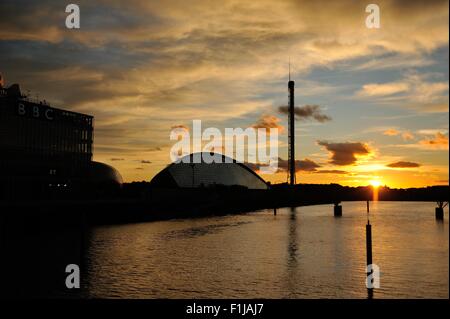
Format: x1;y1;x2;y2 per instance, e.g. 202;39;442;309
151;153;268;190
0;85;93;199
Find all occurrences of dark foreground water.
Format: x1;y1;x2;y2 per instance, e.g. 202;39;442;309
81;201;448;298
1;201;448;298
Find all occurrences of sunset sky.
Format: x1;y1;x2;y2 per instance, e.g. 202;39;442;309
0;0;448;188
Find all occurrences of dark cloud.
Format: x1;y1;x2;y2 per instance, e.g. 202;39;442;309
110;158;125;161
140;160;152;164
297;159;321;172
277;157;321;172
278;105;331;122
95;144;147;154
386;161;421;168
0;42;144;108
244;157;320;172
317;141;371;165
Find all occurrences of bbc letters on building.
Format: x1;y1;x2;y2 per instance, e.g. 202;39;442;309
0;84;93;199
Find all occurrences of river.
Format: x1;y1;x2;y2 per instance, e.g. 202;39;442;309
78;201;448;298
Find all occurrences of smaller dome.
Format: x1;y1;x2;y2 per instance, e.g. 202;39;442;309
89;161;123;185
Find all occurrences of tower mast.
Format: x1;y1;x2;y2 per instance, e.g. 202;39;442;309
287;62;296;185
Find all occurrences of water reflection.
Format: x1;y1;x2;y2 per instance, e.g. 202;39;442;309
1;201;448;298
284;206;299;297
287;207;298;266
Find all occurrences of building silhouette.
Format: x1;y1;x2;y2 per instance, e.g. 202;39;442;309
0;81;120;200
150;152;268;190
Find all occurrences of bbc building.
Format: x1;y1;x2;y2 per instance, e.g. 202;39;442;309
0;83;94;199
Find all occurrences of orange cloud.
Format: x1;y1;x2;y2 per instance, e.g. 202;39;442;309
315;169;348;174
419;132;449;149
383;129;400;136
402;131;415;141
171;124;189;131
252;115;284;132
383;129;415;140
358;82;409;97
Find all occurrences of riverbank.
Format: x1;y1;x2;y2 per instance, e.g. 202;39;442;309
1;184;448;225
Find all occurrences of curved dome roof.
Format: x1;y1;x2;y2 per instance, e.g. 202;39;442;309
150;153;268;190
89;161;123;185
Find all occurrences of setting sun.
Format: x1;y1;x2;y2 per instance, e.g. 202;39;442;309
370;180;382;188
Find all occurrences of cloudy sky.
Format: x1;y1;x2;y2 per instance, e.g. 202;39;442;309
0;0;448;188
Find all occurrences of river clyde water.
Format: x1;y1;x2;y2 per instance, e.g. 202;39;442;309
79;201;448;298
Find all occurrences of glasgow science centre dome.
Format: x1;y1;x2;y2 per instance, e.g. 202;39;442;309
150;153;268;190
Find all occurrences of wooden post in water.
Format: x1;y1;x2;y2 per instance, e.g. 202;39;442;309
366;225;372;268
274;207;277;216
334;202;342;217
366;200;373;298
435;201;447;220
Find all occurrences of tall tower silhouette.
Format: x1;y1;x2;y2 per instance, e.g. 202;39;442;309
287;66;296;185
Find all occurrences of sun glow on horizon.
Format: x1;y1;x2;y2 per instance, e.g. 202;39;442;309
370;179;382;201
370;179;382;188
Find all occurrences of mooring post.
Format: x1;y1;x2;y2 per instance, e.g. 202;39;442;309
366;200;374;298
0;213;4;255
435;201;445;220
334;202;342;217
366;225;372;268
274;207;277;216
